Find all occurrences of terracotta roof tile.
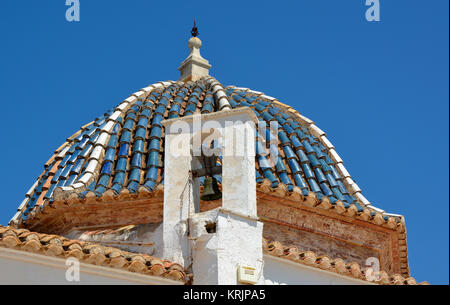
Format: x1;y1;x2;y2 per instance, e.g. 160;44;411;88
0;226;186;283
263;237;427;285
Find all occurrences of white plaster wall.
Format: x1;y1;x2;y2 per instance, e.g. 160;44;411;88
66;223;164;258
222;119;257;217
216;213;263;285
0;257;137;285
190;209;264;285
192;234;219;285
163;130;194;267
263;255;374;285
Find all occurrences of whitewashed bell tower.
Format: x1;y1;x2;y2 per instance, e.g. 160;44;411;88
162;105;264;284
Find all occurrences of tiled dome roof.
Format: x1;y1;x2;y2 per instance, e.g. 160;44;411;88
11;77;394;225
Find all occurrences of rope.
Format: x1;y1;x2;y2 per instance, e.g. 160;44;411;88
179;171;193;220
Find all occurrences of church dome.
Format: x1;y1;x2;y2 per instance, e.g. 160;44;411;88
10;28;404;239
12;76;392;225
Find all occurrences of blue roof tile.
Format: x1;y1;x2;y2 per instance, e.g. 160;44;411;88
17;80;374;222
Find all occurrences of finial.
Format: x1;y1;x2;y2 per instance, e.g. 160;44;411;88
191;20;199;37
178;20;211;82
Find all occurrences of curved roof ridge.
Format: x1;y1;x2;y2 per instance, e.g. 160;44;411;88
226;85;395;218
204;76;232;110
52;80;177;200
10;80;177;225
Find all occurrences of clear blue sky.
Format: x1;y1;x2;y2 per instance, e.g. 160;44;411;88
0;1;448;284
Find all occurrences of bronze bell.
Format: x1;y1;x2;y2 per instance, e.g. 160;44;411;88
201;176;222;201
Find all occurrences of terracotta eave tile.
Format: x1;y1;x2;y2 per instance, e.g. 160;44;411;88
262;237;426;285
0;225;186;283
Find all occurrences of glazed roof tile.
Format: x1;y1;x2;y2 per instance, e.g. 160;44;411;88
11;77;396;228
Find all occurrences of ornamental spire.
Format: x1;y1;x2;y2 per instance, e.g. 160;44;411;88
178;20;211;82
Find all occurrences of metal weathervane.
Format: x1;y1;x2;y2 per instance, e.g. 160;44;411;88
191;20;199;37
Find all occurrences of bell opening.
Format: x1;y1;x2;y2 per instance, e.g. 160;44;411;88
191;137;223;212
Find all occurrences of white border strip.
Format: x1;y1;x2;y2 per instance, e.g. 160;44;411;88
226;86;399;218
32;81;175;205
205;77;232;110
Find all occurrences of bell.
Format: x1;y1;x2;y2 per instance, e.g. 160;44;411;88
201;176;222;201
